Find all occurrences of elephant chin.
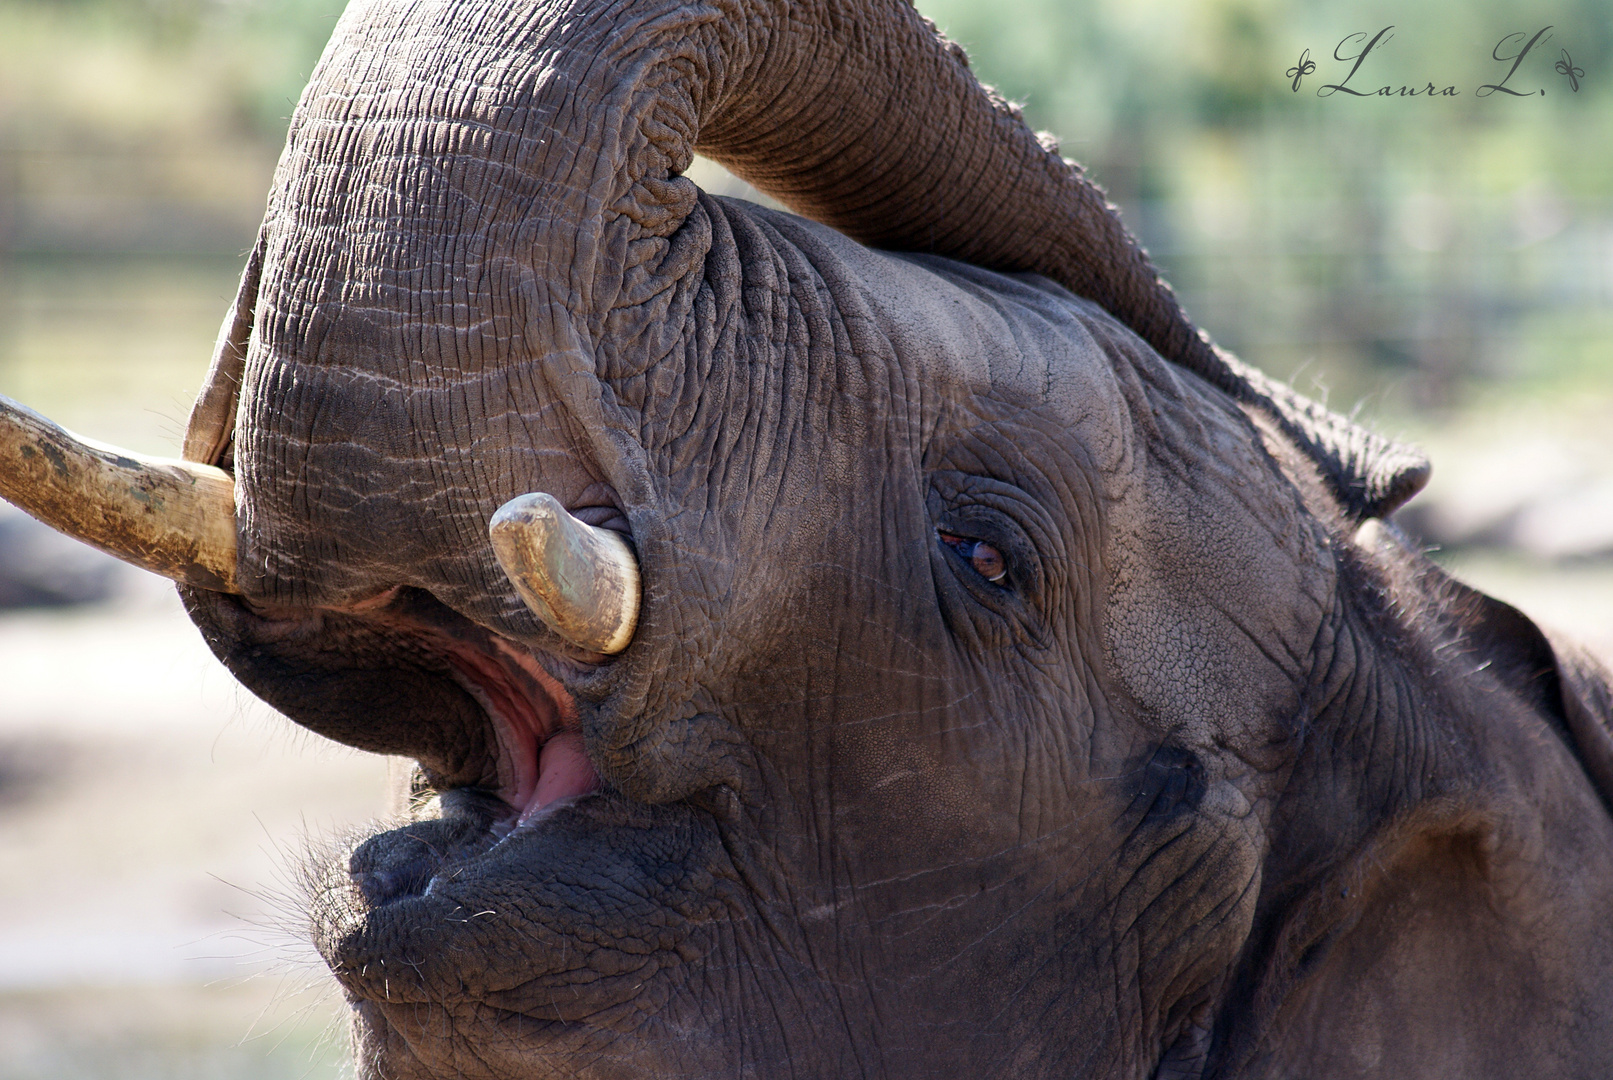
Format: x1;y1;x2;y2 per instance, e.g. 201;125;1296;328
309;792;733;1078
178;575;726;1073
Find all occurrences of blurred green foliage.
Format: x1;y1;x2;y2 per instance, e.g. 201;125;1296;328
0;0;346;141
0;0;1609;411
0;0;351;453
918;0;1613;408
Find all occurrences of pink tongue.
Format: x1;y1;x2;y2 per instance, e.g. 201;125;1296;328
520;729;601;825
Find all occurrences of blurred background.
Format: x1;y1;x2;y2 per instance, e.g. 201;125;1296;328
0;0;1609;1075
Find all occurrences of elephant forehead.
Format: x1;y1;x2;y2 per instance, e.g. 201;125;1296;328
891;258;1134;480
755;212;1133;474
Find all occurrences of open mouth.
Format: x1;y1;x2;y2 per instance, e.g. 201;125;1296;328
301;586;621;917
439;633;602;827
342;586;608;833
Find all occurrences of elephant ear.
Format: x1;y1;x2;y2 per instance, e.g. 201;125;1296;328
1438;571;1613;817
183;225;267;469
1543;631;1613;818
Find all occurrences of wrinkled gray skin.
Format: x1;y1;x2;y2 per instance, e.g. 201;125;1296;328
177;0;1613;1077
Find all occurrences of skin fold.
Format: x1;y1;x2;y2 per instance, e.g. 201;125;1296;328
160;0;1613;1076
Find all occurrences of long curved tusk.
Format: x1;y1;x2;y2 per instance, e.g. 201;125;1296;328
489;493;640;655
0;393;238;592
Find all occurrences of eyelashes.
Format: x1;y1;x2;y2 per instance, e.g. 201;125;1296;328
937;531;1007;584
927;474;1056;651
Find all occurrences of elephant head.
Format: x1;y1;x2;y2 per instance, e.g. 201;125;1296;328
6;1;1613;1077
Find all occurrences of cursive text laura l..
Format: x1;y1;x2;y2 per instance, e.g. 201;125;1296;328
1288;26;1582;98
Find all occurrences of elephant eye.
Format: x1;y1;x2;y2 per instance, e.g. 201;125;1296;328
938;531;1007;584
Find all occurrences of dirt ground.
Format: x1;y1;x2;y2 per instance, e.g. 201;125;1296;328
0;576;392;1079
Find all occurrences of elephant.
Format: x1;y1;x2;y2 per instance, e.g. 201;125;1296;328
3;0;1613;1076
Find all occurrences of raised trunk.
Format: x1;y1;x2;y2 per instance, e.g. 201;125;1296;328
211;0;1423;539
683;0;1427;519
696;0;1208;375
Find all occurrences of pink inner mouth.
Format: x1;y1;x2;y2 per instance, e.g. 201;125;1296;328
443;636;602;823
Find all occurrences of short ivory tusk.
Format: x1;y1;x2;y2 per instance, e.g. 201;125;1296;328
489;493;640;655
0;392;238;592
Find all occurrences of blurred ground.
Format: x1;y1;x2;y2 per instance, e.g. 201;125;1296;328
0;571;392;1079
